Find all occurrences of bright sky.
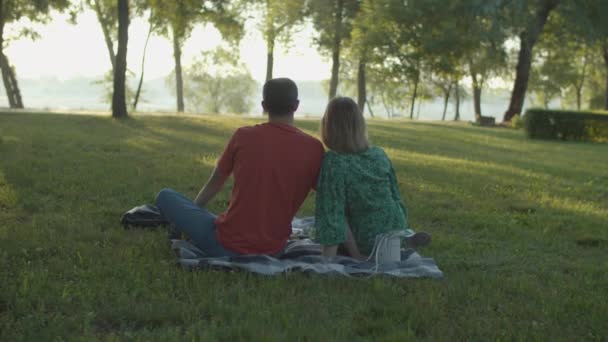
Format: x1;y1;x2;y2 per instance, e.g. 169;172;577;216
6;10;331;81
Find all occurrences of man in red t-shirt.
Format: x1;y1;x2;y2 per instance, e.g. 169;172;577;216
156;78;325;256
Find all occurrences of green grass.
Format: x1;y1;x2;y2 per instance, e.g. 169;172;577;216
1;112;607;340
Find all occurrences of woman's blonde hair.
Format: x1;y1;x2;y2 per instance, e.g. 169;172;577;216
321;97;369;153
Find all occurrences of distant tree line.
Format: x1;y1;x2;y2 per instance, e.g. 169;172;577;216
1;0;608;121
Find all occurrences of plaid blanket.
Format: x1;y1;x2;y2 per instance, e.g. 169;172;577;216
173;226;443;278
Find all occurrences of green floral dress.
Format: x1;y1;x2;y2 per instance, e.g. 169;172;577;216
314;146;410;255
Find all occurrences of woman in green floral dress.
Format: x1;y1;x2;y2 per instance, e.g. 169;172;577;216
315;97;429;259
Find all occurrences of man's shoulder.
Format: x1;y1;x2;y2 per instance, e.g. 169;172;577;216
296;130;323;147
232;124;257;135
230;124;265;141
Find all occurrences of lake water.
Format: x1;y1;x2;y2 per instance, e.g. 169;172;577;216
0;77;520;122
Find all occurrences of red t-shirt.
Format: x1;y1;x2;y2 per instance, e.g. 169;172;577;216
215;122;325;255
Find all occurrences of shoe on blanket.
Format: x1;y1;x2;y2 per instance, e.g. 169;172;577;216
405;232;431;248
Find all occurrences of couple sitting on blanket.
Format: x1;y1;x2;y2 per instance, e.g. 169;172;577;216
155;78;430;260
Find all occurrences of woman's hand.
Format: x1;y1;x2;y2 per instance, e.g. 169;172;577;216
321;245;338;258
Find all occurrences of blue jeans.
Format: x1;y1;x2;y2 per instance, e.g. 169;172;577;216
155;188;236;257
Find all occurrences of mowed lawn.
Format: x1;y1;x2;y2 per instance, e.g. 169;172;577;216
1;112;607;340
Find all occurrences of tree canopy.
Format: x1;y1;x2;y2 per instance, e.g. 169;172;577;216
4;0;608;119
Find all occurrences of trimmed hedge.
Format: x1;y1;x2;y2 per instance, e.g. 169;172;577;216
524;108;608;142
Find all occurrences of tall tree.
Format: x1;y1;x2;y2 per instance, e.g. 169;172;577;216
604;45;608;110
355;0;423;118
348;1;376;113
183;47;257;114
453;81;463;121
360;0;473;120
88;0;117;70
251;0;305;82
132;17;153;111
503;0;560;122
564;0;608;110
149;0;243;113
307;0;359;100
86;0;148;110
111;0;129;118
444;0;509;121
531;11;592;110
0;0;72;108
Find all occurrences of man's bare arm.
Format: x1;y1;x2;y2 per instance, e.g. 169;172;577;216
193;168;229;208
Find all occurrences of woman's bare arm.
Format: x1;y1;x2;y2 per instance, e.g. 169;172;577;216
322;226;365;260
344;226;365;260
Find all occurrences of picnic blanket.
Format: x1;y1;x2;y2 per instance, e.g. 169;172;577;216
172;239;443;278
121;205;443;278
173;217;443;278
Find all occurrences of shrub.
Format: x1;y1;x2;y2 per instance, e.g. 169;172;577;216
524;108;608;142
511;115;524;129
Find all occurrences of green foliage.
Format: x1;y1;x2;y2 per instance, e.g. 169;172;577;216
0;1;75;53
1;113;607;339
95;69;137;108
146;0;244;45
181;48;257;114
0;0;73;27
510;114;524;129
255;0;305;48
586;66;607;110
529;10;595;110
306;0;359;54
524;108;608;141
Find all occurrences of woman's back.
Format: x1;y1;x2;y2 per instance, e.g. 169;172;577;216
315;146;408;255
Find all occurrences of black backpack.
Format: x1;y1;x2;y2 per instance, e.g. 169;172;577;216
121;204;168;227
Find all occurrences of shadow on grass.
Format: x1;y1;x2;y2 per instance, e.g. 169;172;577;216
369;120;608;181
1;112;605;243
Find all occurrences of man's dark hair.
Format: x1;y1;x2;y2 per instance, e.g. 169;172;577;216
263;78;298;116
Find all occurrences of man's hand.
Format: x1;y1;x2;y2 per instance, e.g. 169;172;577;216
193;167;229;208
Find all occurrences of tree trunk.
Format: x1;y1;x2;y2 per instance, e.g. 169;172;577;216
365;98;375;118
442;91;450;121
409;72;419;119
112;0;129;119
574;54;587;111
470;66;483;120
504;0;559;122
93;0;116;71
381;94;390;118
441;83;452;121
265;37;274;82
0;53;23;109
173;30;185;113
604;43;608;110
454;81;460;121
133;22;153;111
473;85;482;120
0;8;24;109
357;59;366;114
328;0;344;100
